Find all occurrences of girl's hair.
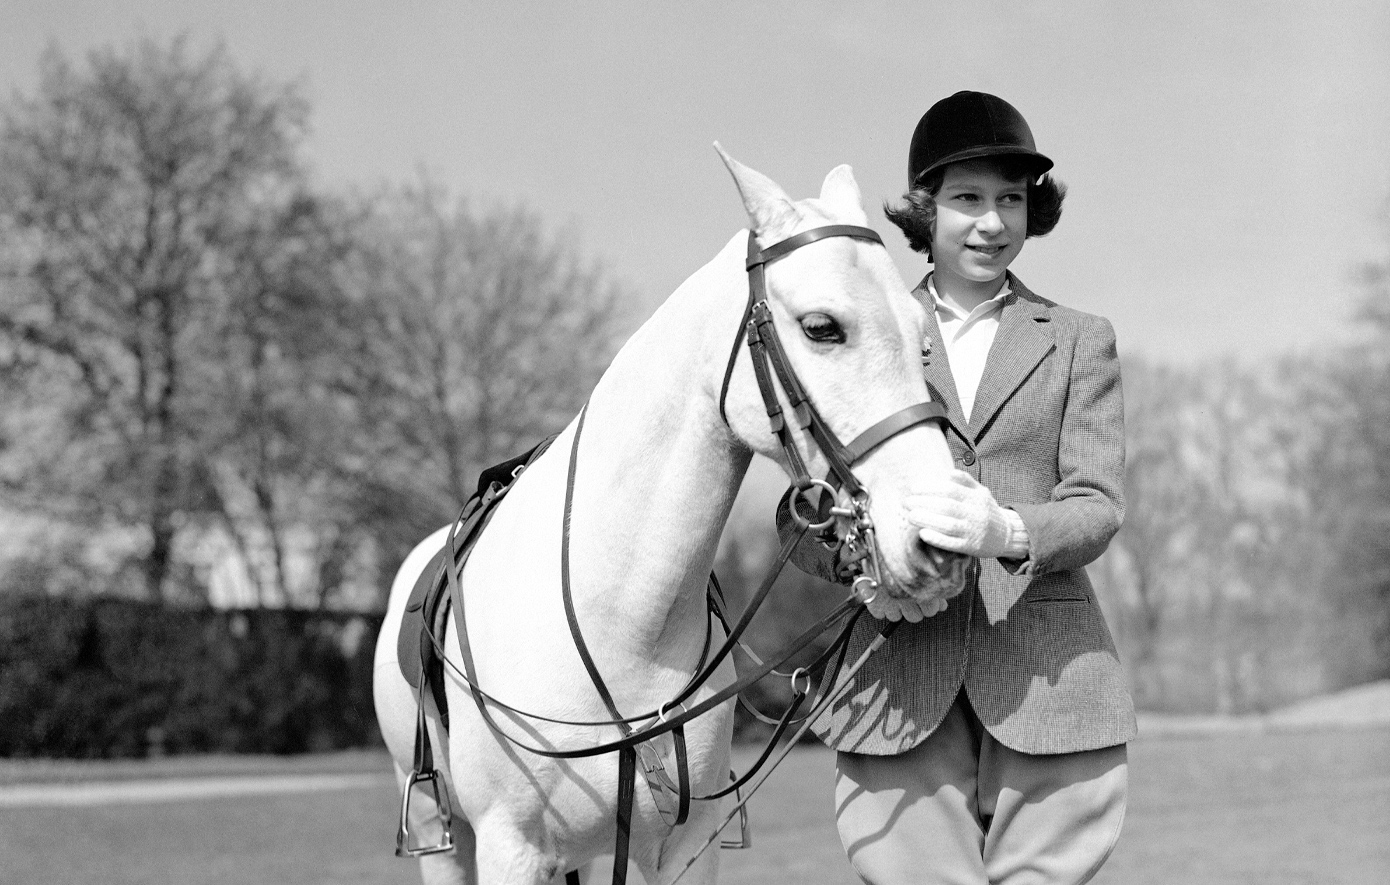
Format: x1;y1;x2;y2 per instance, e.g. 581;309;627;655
884;156;1066;258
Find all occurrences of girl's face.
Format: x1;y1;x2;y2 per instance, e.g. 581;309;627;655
930;160;1029;290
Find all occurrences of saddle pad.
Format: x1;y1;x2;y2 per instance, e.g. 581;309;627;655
396;434;558;724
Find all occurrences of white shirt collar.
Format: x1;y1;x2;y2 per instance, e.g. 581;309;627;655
926;274;1012;324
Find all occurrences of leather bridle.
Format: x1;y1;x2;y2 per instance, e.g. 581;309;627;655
719;224;948;599
415;223;952;885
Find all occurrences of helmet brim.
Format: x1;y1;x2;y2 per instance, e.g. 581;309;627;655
913;145;1054;186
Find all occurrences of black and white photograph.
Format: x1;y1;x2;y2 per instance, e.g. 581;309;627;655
1;3;1387;884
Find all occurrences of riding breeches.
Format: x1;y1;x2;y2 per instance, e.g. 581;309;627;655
833;689;1127;885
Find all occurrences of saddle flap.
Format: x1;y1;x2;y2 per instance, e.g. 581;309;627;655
398;545;450;693
395;434;559;709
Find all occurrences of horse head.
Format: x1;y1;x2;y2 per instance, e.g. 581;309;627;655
714;145;969;610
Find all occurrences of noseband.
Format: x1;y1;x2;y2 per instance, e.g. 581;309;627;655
717;224;948;598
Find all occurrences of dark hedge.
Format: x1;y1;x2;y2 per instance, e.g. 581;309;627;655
0;596;383;758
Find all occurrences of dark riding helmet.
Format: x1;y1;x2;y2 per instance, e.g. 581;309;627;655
907;91;1053;188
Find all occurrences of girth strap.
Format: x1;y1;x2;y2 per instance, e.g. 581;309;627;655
614;747;637;885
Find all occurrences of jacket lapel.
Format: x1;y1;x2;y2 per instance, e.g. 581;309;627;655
966;275;1055;439
913;278;970;434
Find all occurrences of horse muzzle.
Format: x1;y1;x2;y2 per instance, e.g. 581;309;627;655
862;525;971;605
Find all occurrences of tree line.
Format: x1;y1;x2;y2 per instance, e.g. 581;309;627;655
713;283;1390;715
1;37;1386;712
1097;270;1390;711
712;221;1390;716
0;37;630;608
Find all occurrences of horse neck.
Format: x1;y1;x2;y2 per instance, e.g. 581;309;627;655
565;234;752;671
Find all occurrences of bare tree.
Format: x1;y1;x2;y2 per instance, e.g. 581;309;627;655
1315;238;1390;673
323;182;634;575
0;36;311;602
196;193;368;609
1094;357;1207;705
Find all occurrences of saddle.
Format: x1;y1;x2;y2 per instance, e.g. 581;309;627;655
396;435;557;728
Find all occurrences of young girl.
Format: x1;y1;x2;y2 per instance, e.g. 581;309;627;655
791;91;1134;884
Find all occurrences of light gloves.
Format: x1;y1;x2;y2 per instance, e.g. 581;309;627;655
865;594;949;623
906;469;1030;561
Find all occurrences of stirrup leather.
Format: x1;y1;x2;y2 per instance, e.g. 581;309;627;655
396;685;456;858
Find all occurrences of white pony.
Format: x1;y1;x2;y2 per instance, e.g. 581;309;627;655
373;147;966;885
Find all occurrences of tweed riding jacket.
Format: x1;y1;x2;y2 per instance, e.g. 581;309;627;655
789;273;1136;756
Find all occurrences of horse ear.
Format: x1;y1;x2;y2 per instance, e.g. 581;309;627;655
818;164;869;225
713;142;800;238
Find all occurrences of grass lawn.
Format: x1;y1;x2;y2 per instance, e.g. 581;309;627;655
721;727;1390;885
1;727;1387;884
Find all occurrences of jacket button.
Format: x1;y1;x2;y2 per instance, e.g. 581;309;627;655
960;450;976;466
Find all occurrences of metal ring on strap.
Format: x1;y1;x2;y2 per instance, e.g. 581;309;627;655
789;667;812;696
788;478;839;533
852;575;878;606
657;699;689;725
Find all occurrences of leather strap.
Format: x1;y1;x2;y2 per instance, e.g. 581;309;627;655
669;620;902;882
613;747;636;885
560;405;627;724
422;223;923;884
672;724;691;825
745;224;882;268
842;401;949;465
718;225;881;426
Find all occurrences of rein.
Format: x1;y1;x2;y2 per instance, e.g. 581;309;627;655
411;223;949;884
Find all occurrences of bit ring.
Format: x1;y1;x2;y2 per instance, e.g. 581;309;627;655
789;478;840;533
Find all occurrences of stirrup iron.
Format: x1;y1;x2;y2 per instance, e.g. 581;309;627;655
395;768;456;858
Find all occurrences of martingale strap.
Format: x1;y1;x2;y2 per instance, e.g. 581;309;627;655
558;405;684;885
436;406;863;885
406;222;948;885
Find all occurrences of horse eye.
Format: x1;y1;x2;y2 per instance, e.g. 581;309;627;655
800;313;846;344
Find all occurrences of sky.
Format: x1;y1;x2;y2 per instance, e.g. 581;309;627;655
3;0;1388;364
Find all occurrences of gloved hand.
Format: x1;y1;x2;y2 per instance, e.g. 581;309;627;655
905;469;1028;560
865;593;949;623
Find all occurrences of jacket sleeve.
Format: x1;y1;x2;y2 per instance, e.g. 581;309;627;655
1006;316;1125;576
